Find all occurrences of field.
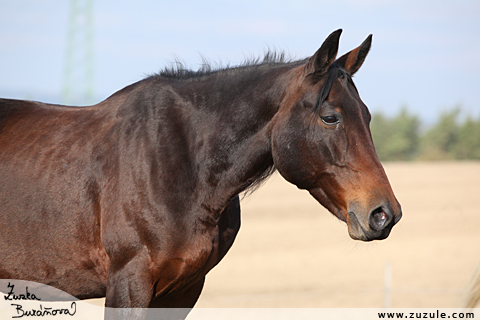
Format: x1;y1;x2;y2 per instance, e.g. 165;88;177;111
195;162;480;308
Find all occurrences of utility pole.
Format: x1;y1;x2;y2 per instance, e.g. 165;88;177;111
63;0;94;106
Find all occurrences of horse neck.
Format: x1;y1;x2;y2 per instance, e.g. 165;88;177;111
187;64;303;209
109;63;304;215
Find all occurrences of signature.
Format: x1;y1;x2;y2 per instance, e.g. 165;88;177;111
3;282;77;318
4;283;41;301
10;302;76;318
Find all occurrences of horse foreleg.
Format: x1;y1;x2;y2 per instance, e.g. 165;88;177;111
103;248;154;320
145;277;205;320
148;277;205;308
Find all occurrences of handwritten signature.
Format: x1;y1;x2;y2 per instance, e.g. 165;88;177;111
4;283;41;301
10;303;76;318
3;282;77;318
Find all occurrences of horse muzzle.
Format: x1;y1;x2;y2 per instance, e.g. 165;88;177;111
347;202;402;241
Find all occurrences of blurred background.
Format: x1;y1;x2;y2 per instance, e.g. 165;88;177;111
1;0;479;309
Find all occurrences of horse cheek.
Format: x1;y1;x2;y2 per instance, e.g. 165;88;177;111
271;126;316;190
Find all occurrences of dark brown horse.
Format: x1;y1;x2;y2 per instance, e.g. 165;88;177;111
0;30;401;318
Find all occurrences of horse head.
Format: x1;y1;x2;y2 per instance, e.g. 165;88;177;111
271;30;402;241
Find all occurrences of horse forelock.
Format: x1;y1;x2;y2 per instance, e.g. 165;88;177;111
311;63;354;116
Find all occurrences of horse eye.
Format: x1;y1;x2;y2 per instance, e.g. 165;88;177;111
321;115;339;125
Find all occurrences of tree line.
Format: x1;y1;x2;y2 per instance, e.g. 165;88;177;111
370;106;480;161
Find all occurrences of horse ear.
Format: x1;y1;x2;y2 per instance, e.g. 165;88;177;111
305;29;342;76
336;34;372;75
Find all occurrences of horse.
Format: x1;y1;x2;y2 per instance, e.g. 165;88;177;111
0;29;402;318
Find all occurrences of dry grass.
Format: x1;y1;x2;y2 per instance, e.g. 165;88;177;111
196;162;480;308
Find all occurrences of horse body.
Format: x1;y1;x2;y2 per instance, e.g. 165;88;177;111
0;100;109;297
0;62;299;306
0;30;401;314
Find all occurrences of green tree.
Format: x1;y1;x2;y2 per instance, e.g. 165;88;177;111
371;105;480;161
454;115;480;160
419;108;460;160
370;107;421;161
370;111;390;160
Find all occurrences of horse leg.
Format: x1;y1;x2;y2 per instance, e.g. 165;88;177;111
145;277;205;320
103;248;154;320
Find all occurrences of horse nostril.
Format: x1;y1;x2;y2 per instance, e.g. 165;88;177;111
369;207;388;231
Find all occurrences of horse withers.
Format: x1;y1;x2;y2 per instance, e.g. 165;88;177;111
0;29;401;317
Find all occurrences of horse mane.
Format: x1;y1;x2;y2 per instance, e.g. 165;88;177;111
152;50;302;81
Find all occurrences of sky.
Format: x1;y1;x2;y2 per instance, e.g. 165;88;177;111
1;0;479;124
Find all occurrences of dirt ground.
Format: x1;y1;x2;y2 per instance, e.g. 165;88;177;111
194;162;480;308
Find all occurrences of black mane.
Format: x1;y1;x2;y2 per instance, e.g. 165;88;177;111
152;51;303;81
